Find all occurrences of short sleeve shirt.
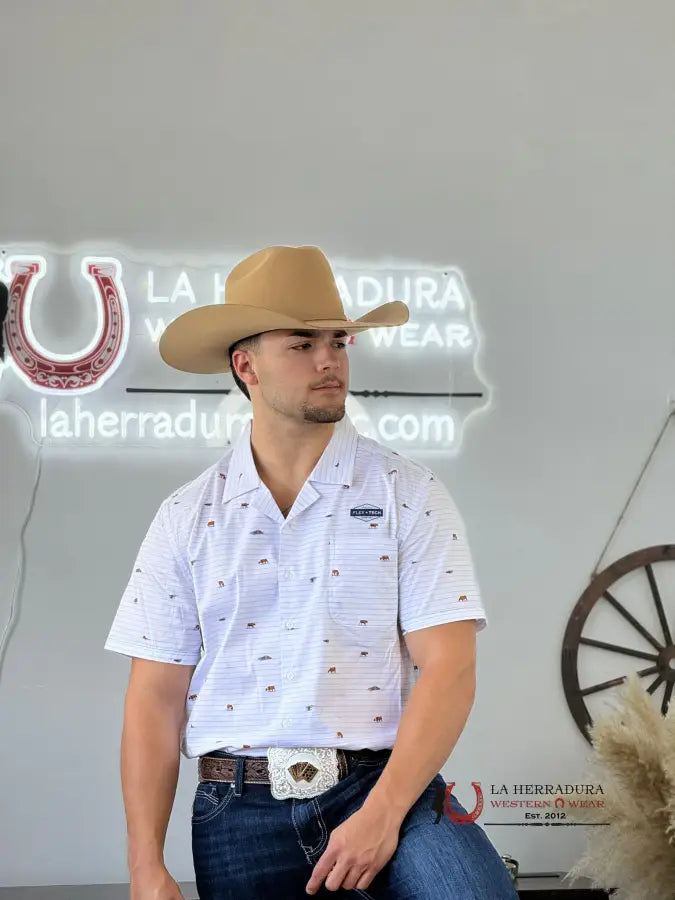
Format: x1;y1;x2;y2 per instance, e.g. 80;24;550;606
104;414;487;758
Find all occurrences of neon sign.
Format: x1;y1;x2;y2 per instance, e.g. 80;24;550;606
0;245;490;450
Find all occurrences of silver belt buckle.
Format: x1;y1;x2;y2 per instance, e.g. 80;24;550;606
267;747;340;800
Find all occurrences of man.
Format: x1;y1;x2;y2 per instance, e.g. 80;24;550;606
105;245;516;899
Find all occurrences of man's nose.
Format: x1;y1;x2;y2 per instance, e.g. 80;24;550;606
315;344;343;367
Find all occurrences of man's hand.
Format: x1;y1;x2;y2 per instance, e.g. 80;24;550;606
305;801;401;894
130;862;185;899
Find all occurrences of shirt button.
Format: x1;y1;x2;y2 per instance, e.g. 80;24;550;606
281;718;292;728
284;620;295;629
284;672;295;680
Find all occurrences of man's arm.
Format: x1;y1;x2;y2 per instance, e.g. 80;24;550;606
361;619;477;823
304;620;477;895
121;657;196;876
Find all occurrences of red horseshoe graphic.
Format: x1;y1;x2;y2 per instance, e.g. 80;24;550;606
4;256;128;392
444;781;484;823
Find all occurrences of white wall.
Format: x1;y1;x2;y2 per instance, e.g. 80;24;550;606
2;0;675;886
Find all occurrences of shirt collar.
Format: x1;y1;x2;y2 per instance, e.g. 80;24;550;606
221;414;359;505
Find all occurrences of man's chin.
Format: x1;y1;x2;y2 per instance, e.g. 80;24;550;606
302;405;346;424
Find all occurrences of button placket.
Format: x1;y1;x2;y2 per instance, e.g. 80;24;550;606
278;548;298;726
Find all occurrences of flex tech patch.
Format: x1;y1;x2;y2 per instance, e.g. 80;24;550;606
350;504;384;524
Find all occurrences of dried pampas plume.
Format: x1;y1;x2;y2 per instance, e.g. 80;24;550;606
565;672;675;899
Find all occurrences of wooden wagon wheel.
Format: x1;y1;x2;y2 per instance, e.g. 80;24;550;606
562;544;675;743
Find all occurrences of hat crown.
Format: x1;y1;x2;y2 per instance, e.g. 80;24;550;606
225;245;347;322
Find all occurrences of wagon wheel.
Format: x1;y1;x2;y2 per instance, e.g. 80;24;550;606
562;544;675;743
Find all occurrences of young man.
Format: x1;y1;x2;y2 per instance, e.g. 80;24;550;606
105;245;516;899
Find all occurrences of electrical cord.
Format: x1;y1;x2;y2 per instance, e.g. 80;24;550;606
0;398;44;686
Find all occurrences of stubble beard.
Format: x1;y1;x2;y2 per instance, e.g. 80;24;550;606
299;400;346;424
260;381;347;424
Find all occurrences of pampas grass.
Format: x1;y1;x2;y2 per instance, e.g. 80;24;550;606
565;672;675;899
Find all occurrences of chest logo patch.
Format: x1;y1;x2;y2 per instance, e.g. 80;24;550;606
350;504;384;523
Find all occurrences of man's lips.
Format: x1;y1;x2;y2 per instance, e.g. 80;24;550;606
313;384;341;390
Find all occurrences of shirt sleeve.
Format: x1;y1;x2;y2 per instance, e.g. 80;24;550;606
104;499;203;664
397;474;487;635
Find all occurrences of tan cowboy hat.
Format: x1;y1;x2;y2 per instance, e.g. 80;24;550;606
158;244;409;374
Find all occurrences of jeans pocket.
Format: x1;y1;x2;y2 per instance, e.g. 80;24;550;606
192;782;235;825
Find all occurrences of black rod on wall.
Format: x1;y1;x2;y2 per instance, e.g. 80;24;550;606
125;388;484;398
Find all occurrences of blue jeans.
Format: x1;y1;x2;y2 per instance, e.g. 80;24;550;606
191;749;517;899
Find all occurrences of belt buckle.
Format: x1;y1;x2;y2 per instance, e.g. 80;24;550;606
266;747;340;800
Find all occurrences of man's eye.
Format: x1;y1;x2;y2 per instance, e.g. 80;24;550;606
292;342;347;350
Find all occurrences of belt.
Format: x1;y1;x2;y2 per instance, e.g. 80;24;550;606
199;747;390;800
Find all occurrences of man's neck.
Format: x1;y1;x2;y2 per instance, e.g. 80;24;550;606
249;416;337;490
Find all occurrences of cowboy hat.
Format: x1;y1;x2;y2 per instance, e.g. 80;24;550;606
158;245;409;374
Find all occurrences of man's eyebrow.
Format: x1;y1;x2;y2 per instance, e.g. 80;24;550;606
287;330;349;338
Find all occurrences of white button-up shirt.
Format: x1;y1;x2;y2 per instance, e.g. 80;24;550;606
104;414;487;758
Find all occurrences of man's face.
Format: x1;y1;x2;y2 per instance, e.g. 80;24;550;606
246;329;350;424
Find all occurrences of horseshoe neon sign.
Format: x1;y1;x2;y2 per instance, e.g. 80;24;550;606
2;255;129;394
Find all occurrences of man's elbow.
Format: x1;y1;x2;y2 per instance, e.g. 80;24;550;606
422;657;476;705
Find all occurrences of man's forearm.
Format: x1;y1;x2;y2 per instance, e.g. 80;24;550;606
362;661;475;823
121;689;183;873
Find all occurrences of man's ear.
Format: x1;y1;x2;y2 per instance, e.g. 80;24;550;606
234;349;259;387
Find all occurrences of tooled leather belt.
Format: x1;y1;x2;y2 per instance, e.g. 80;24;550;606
199;749;383;785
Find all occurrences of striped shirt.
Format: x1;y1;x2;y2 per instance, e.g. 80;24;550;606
104;413;487;758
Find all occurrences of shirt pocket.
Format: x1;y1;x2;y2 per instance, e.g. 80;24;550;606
190;558;239;629
328;538;399;634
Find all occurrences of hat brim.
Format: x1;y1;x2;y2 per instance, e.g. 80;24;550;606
158;301;409;374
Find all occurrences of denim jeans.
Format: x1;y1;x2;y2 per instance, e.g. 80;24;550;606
191;748;518;899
